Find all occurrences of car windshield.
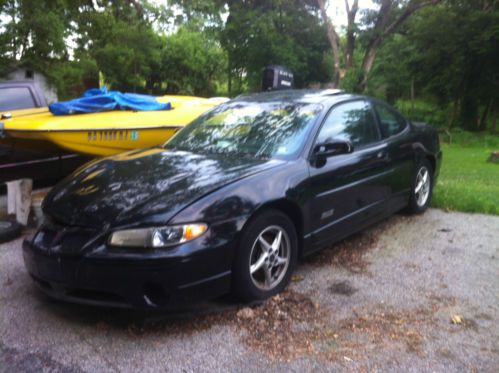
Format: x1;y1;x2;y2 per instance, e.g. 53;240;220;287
165;101;322;158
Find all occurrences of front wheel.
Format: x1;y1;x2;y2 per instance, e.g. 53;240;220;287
232;209;298;302
407;160;433;214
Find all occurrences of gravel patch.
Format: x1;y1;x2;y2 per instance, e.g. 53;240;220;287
1;209;498;372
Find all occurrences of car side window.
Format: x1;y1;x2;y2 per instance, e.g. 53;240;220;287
374;104;407;138
316;100;379;148
0;87;36;111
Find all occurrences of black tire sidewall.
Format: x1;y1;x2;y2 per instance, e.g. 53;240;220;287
0;220;22;243
408;160;433;214
232;209;298;302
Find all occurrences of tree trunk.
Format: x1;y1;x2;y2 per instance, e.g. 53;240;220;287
446;98;459;131
227;59;232;97
460;94;479;131
478;98;493;131
492;107;497;133
344;0;359;70
357;41;380;92
317;0;341;87
410;77;415;116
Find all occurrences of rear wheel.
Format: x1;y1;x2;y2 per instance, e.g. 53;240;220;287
232;210;297;302
407;160;433;214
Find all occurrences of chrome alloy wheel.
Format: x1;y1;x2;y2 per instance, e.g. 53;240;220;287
249;225;291;291
415;166;430;207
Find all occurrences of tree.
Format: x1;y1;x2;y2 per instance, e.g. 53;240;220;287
369;0;499;131
0;0;70;72
317;0;441;91
171;0;333;94
160;27;226;96
221;0;332;94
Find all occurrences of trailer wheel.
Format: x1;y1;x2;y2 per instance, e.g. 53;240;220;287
0;220;22;244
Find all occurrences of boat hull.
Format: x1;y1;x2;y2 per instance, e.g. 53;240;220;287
5;126;180;156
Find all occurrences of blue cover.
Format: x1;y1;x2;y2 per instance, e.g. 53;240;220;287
49;87;171;115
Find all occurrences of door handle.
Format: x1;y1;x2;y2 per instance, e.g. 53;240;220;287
376;151;386;159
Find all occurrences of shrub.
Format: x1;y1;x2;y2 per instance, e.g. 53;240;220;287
446;129;499;148
395;99;448;128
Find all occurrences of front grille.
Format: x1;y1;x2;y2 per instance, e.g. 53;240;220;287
33;221;98;255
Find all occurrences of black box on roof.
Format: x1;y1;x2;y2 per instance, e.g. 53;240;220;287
261;65;294;91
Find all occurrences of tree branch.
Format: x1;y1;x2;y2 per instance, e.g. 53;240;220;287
345;0;359;25
382;0;442;39
357;0;442;92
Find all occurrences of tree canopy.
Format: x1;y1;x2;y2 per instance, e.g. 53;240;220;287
0;0;497;131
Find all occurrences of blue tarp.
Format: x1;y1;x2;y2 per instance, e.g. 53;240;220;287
49;87;171;115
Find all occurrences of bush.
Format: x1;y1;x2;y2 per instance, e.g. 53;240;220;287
395;99;448;128
444;129;499;148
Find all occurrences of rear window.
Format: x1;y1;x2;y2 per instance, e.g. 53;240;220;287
0;87;37;111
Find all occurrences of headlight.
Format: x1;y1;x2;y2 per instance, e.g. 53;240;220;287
108;223;208;248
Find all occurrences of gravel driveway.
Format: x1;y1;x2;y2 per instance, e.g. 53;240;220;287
1;209;498;372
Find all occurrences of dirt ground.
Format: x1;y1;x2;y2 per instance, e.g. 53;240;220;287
0;208;498;372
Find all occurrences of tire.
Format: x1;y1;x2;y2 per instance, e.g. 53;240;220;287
0;220;22;244
407;159;433;214
232;209;298;302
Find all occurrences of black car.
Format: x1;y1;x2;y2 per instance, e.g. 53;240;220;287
23;90;441;309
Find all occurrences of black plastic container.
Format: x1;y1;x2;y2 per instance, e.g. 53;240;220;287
261;65;294;91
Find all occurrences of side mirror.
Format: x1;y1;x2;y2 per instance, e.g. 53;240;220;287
312;139;353;158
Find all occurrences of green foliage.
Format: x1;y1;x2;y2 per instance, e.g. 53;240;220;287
443;130;499;148
395;99;448;128
221;0;332;93
160;27;226;96
45;56;99;100
432;144;499;215
92;21;161;92
0;0;70;72
372;2;499;132
0;0;497;119
340;47;364;93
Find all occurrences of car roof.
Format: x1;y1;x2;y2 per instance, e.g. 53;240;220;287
233;89;358;105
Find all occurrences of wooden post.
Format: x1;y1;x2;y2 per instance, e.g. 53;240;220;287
6;178;32;225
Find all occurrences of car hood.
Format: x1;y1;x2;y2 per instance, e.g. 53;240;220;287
43;147;284;228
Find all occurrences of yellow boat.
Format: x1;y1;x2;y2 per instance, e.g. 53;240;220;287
0;95;224;157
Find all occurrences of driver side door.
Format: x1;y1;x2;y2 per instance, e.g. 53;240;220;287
308;100;393;249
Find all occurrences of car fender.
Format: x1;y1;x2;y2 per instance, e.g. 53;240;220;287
169;159;309;241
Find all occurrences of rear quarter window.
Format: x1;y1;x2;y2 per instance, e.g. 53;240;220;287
374;104;407;138
0;87;37;111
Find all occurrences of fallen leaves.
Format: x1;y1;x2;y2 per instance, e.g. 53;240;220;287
236;307;255;319
305;226;385;274
291;274;304;282
235;290;324;361
451;314;463;325
336;308;428;355
449;314;478;331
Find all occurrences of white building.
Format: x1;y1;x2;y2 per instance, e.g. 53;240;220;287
4;66;58;104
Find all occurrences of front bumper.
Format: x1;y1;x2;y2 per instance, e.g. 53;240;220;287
22;229;235;309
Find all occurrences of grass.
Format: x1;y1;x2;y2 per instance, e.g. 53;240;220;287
432;133;499;215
